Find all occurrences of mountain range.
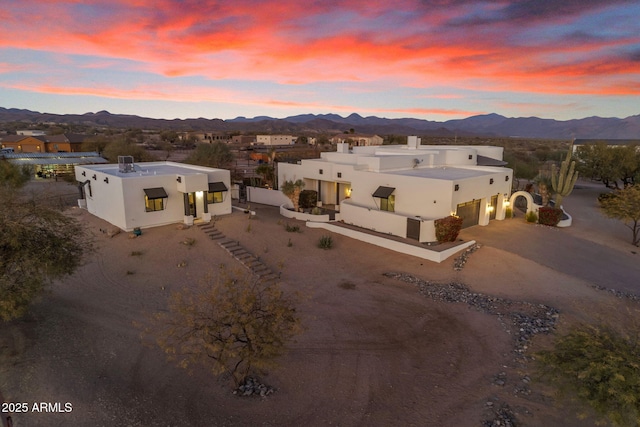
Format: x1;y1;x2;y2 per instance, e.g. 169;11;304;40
1;107;639;139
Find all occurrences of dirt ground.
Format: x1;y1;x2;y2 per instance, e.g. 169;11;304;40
1;179;639;426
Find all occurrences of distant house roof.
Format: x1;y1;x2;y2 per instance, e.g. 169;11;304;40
2;151;107;166
45;133;87;144
573;139;640;146
0;135;45;143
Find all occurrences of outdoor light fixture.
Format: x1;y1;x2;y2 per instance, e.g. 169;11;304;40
104;177;109;183
490;178;494;184
454;184;459;191
82;171;86;177
176;176;182;183
92;174;97;180
505;175;510;181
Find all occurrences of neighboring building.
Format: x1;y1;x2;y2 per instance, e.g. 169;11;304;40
278;136;513;243
44;133;88;152
191;132;231;143
330;133;383;147
74;159;231;231
256;135;296;145
17;130;46;136
1;135;47;153
573;139;640;152
3;152;107;177
0;133;87;153
231;135;257;144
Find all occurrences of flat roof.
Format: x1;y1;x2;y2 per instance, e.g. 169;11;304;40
389;166;498;180
79;161;223;178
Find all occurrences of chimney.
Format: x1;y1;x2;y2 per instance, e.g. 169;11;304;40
407;136;420;150
337;142;349;153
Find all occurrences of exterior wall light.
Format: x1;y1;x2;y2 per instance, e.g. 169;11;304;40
104;177;109;183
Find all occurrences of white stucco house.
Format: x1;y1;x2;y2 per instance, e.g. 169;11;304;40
278;137;513;243
74;158;231;231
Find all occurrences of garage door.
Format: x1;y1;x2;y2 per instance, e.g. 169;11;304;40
456;200;481;228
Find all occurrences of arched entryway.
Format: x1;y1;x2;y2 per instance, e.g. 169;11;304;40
509;191;534;214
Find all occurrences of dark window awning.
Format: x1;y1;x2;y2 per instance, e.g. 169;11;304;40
208;182;228;192
144;187;168;199
372;186;395;199
477;155;508;167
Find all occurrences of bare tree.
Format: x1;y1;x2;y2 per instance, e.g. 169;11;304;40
152;269;302;387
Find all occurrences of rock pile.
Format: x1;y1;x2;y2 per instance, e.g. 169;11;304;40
593;284;640;302
383;272;561;426
482;400;518;427
453;243;481;270
383;272;559;359
234;377;275;397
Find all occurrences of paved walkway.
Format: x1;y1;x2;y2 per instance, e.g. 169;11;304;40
460;182;640;295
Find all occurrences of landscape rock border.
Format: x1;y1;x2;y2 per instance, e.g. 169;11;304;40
383;272;560;426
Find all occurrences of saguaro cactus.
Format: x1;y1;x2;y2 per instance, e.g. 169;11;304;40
551;143;579;207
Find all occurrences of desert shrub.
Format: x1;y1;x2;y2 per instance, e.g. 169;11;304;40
434;215;463;243
536;324;640;426
526;210;538;223
318;235;333;249
311;207;322;215
598;192;616;204
505;207;513;218
285;223;300;232
298;190;318;209
538;206;564;226
181;237;196;246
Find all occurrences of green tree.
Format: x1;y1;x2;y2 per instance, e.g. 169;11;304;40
102;139;156;163
280;179;305;211
537;324;640;426
575;143;640;189
82;135;110;155
184;142;233;168
255;163;275;188
152;270;301;387
0;161;90;321
0;160;30;188
160;130;179;143
599;185;640;246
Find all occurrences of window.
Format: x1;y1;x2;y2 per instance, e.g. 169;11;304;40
143;187;168;212
372;186;396;212
207;182;228;204
207;191;224;204
145;196;164;212
380;195;395;212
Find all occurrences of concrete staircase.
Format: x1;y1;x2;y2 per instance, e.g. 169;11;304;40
197;223;280;284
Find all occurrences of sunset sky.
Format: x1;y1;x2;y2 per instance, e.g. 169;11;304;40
1;0;639;121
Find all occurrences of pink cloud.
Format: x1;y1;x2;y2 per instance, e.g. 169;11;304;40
1;0;639;104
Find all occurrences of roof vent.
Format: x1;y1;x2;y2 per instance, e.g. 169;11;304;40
118;155;135;173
